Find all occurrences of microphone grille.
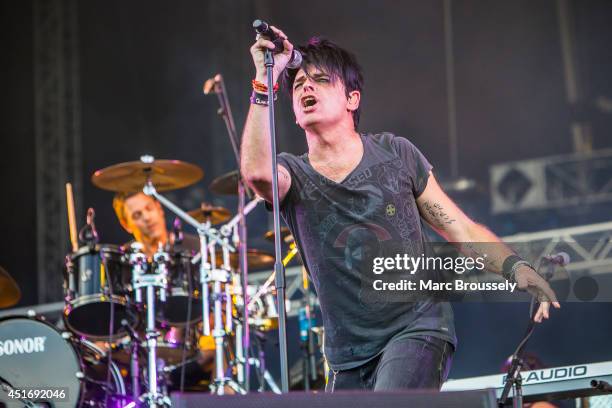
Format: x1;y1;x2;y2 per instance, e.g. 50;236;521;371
287;50;303;70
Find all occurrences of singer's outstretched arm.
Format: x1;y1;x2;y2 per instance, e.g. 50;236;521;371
416;171;561;322
241;26;294;204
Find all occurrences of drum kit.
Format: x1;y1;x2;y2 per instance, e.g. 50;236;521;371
0;156;307;407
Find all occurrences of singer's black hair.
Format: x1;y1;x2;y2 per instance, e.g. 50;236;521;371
282;37;364;129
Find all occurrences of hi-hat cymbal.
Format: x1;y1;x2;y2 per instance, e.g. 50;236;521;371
92;157;203;193
0;266;21;308
214;249;274;270
264;227;294;244
187;203;231;225
209;170;240;195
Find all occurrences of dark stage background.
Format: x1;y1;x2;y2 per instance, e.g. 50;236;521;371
1;0;612;380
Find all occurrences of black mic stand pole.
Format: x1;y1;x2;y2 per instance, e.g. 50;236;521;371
264;48;290;393
499;260;553;407
498;312;534;407
206;74;252;391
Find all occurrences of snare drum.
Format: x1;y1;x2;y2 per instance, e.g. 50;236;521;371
64;244;138;340
0;316;128;408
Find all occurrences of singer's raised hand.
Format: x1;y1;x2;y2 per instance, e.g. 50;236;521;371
514;265;561;323
250;25;294;85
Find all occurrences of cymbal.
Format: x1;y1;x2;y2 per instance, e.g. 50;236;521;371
209;170;239;195
215;249;274;270
92;158;203;193
0;266;21;308
264;227;294;244
187;203;231;225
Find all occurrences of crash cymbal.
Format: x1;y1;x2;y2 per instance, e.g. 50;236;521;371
209;170;240;195
0;266;21;308
187;203;231;225
215;249;274;270
92;157;203;193
264;227;294;244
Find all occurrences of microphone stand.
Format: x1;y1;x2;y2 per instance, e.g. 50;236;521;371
498;318;533;408
264;47;290;393
499;258;557;407
205;73;252;391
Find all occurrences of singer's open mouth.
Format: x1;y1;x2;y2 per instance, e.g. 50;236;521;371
301;95;317;108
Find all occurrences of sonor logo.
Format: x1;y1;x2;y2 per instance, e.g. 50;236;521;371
0;336;47;356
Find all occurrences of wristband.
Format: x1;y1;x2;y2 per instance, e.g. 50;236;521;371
250;90;277;106
502;255;533;282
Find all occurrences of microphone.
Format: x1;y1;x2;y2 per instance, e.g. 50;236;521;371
203;73;221;95
543;252;570;266
253;19;303;69
78;207;99;246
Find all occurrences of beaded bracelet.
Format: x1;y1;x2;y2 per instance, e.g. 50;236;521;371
252;79;279;94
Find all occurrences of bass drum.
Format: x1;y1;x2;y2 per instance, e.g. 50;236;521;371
0;316;128;408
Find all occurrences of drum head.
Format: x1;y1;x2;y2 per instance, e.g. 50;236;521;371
0;316;82;407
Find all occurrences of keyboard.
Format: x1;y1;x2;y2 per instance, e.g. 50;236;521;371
442;361;612;402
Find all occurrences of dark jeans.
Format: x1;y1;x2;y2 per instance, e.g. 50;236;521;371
325;335;453;392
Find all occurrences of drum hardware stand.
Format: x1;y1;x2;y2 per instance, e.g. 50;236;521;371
162;356;200;374
298;270;318;391
247;243;298;313
217;199;261;388
130;244;171;407
248;357;281;394
248;330;281;394
140;170;247;395
204;72;254;392
206;239;245;395
121;318;142;400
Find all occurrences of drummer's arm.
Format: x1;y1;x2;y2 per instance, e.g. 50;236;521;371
240;103;292;204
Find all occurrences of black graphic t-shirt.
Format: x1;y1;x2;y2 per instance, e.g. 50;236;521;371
277;133;457;370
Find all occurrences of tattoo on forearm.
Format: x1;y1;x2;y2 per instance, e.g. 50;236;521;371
422;201;456;228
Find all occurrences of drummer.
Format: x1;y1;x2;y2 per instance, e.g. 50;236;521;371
112;191;199;258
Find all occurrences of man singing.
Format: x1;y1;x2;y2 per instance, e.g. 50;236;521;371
240;27;559;392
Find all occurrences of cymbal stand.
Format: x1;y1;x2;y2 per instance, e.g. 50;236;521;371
142;178;225;250
130;244;171;407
